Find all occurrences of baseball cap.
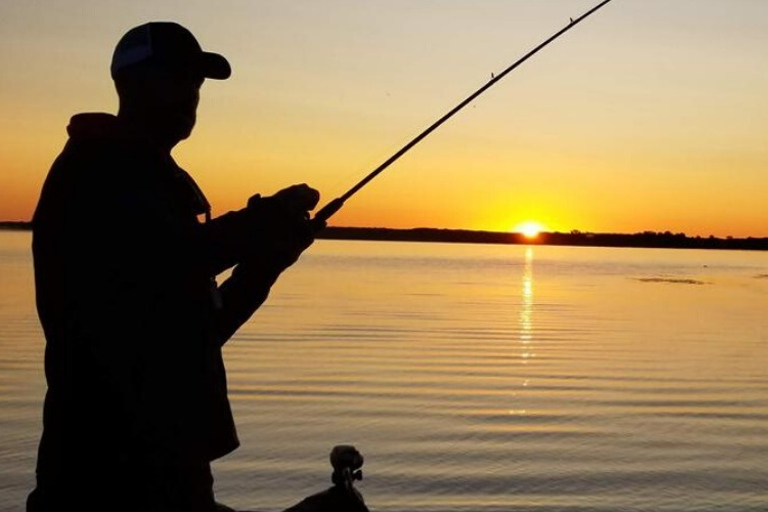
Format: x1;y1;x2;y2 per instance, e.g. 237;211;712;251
111;22;231;80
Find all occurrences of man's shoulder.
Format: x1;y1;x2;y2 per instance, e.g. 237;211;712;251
38;116;163;217
51;115;169;188
45;139;131;208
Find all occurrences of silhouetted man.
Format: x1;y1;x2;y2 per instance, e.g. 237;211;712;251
29;22;325;511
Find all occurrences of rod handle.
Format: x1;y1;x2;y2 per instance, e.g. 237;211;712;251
311;197;345;231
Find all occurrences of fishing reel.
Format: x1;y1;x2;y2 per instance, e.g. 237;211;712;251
330;445;364;490
284;445;369;512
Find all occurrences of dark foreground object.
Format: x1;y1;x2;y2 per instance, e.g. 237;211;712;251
283;445;369;512
215;446;369;512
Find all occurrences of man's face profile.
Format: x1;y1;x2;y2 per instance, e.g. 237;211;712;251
117;65;205;146
143;68;204;143
152;70;204;142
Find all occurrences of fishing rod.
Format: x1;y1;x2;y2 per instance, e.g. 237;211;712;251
311;0;615;228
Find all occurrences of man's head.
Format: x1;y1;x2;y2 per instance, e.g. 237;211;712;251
111;22;230;149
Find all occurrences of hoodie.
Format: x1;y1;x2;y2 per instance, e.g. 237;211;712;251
30;113;279;508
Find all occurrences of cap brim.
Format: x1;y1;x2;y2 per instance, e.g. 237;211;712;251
200;52;231;80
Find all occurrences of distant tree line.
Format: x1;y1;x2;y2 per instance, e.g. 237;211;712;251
318;227;768;251
0;221;31;231
541;230;768;251
2;221;767;251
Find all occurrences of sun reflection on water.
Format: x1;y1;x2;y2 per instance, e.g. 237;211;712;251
509;247;536;417
520;246;535;362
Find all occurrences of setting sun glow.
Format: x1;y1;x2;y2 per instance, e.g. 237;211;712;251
0;3;767;238
514;222;545;240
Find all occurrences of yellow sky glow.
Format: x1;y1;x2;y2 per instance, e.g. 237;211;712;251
1;1;767;237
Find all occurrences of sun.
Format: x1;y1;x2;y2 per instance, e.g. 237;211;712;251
513;221;545;240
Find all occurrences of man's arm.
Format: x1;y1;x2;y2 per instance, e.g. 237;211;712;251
212;260;280;345
192;184;322;277
212;185;322;345
194;208;261;276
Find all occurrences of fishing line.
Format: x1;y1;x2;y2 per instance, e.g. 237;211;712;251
312;0;616;227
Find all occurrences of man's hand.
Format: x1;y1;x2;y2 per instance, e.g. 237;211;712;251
245;184;322;271
271;183;321;220
214;184;322;342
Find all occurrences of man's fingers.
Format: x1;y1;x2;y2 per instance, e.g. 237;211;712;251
276;184;321;212
291;184;320;210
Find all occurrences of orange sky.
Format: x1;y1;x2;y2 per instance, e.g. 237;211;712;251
1;0;767;237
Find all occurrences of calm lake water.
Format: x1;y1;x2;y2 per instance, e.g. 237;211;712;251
1;230;767;511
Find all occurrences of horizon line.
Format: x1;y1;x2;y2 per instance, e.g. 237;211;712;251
0;220;766;240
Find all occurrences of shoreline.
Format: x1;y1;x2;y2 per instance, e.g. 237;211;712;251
2;221;767;251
